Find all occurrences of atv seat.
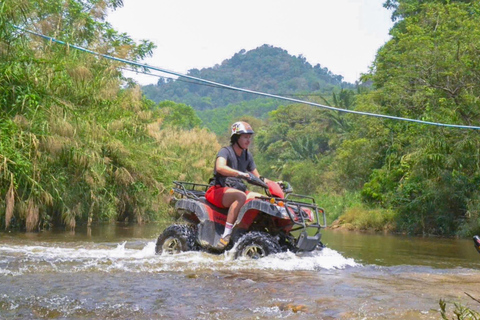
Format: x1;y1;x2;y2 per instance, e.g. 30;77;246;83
198;197;229;216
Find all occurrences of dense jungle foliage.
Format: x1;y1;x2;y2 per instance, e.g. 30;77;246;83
352;0;480;236
250;0;480;237
0;0;218;230
2;0;480;238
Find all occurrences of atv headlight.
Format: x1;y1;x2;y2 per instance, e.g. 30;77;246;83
300;207;314;222
278;206;290;219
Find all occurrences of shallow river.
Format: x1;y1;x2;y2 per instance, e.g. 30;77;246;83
1;224;480;319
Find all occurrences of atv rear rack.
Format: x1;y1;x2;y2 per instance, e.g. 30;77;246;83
171;181;209;200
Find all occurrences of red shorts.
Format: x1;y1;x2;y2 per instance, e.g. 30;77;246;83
205;185;249;208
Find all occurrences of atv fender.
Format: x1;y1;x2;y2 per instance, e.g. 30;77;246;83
175;198;226;248
236;200;287;224
175;198;210;223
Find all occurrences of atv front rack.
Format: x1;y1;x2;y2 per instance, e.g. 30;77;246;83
281;195;326;251
276;192;328;230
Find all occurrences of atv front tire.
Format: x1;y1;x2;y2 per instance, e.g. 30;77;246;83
234;231;281;259
155;224;197;255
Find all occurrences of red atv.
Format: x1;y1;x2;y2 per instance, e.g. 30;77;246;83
155;176;327;259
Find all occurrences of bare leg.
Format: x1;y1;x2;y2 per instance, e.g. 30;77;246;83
246;192;262;200
221;188;247;225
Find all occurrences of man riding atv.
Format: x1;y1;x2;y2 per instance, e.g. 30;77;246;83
205;121;272;250
155;121;326;259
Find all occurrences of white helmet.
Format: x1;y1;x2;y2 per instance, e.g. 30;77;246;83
231;121;254;137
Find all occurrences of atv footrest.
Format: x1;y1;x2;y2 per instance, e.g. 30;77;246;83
296;231;321;252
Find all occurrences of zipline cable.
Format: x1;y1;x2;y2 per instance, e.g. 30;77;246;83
120;66;328;97
13;25;480;130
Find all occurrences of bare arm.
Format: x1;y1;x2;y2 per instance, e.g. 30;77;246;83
248;169;272;183
216;157;271;182
216;157;249;178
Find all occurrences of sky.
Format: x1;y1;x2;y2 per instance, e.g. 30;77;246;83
107;0;394;85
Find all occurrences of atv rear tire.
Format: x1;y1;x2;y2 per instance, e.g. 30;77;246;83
155;224;197;255
234;231;281;259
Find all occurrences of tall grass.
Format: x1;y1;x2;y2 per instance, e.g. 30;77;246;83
335;206;396;232
314;190;362;224
1;0;176;230
1;83;219;230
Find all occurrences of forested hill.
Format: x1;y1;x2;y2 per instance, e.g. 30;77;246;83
142;45;354;110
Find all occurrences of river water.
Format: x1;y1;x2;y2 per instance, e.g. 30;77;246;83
1;223;480;319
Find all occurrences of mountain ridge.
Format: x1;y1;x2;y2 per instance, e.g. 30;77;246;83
142;44;354;110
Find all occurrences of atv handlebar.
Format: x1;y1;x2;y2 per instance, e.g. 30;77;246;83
241;173;269;189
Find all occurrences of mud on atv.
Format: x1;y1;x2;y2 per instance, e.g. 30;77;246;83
155;176;327;259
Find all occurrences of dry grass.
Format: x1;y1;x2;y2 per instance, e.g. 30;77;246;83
119;86;143;112
108;119;124;132
105;139;131;159
192;158;206;169
153;127;220;152
89;0;107;19
40;135;70;155
13;115;30;130
50;118;75;138
41;191;53;207
5;181;14;229
137;110;152;121
73;151;89;169
23;199;39;232
146;120;163;139
147;127;220;183
62;203;81;231
86;121;106;141
114;167;134;186
68;66;92;82
98;78;121;101
152;179;165;194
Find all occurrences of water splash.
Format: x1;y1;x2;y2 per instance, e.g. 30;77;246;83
0;241;358;276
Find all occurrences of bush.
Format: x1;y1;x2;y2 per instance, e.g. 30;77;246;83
314;191;362;224
440;293;480;320
337;206;396;232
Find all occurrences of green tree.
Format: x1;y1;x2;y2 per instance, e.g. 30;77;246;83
156;101;201;129
254;97;354;194
197;98;279;135
142;45;353;110
342;1;480;235
0;0;218;231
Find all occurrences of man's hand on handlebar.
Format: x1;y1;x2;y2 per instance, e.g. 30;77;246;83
237;171;252;180
238;172;260;182
237;172;269;189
